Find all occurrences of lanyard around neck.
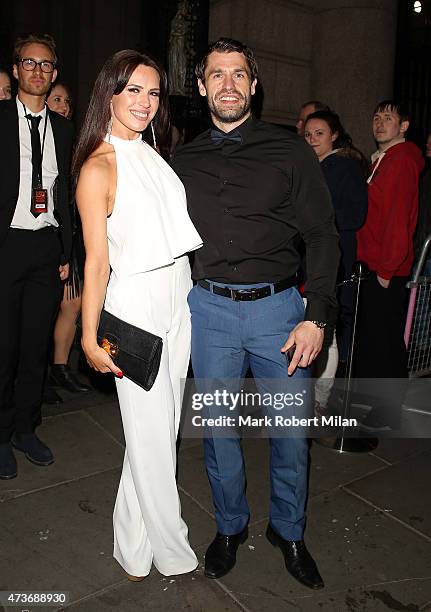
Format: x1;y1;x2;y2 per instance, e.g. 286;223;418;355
21;101;49;183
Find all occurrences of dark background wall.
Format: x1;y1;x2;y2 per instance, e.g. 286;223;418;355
0;0;208;125
1;0;430;148
395;0;431;144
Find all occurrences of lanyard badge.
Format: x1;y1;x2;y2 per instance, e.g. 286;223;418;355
31;188;48;214
22;102;49;217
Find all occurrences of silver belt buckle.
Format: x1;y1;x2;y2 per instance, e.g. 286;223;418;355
232;288;257;301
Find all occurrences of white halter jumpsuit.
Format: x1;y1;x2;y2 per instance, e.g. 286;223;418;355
103;134;202;577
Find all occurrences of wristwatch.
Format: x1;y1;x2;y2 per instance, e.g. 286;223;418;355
308;320;327;329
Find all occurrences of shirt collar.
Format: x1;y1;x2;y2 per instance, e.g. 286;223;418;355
371;137;405;164
16;95;47;119
319;148;341;163
209;114;255;145
235;114;255;142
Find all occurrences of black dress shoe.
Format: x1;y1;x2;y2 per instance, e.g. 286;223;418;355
12;433;54;466
43;386;63;405
204;526;248;579
50;364;91;393
358;410;392;431
266;524;324;589
0;443;17;479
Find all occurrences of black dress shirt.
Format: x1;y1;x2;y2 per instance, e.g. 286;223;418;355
172;116;339;321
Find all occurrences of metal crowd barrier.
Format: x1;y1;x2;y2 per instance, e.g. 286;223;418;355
405;234;431;377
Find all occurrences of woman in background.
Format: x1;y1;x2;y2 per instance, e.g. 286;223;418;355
74;50;201;579
47;81;72;118
305;110;368;410
0;68;12;99
46;82;89;396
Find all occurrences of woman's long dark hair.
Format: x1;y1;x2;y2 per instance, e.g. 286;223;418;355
72;49;170;178
305;110;368;176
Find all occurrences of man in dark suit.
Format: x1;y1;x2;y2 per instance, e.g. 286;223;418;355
0;33;73;479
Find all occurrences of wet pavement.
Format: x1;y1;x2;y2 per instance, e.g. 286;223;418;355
1;376;430;612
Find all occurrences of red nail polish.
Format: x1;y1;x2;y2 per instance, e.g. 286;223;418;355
117;371;123;378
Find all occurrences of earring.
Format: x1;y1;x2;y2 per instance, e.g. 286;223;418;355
151;121;157;149
107;118;113;142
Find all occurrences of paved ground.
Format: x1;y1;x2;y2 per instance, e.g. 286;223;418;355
1;375;431;612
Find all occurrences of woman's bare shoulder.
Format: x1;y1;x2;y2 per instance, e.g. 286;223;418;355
80;142;115;180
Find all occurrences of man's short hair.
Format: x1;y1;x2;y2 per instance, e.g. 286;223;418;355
195;37;258;83
300;100;330;112
13;33;57;65
373;100;409;123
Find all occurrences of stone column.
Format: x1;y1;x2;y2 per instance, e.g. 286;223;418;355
209;0;315;125
208;0;398;154
311;0;398;156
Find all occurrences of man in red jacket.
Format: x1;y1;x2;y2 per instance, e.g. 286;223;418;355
355;100;424;430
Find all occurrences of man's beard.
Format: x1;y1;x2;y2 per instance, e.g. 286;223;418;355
208;90;251;124
21;80;52;97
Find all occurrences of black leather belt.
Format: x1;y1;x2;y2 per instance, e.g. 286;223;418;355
197;277;297;301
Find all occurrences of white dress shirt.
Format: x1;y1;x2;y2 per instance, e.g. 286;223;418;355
11;96;59;230
368;137;406;184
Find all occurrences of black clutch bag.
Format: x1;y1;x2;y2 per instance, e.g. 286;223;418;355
96;309;163;391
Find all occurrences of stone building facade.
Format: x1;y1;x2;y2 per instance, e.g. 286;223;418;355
209;0;398;155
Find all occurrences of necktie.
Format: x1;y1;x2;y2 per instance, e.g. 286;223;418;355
26;114;42;189
210;128;242;146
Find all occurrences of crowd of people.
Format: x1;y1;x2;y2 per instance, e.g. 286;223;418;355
298;99;427;429
0;32;429;590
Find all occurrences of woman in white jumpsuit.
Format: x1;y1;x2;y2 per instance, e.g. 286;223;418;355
74;50;202;579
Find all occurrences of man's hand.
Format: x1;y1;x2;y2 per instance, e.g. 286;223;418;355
281;321;324;375
59;263;69;281
377;275;390;289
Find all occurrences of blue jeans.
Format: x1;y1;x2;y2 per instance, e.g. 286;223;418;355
188;281;309;540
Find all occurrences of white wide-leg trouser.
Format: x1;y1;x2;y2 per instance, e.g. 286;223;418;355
105;256;197;577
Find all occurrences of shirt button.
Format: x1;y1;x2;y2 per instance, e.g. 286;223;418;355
228;239;233;245
222;179;228;185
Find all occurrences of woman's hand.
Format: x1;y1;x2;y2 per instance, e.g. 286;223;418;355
82;341;123;378
59;263;69;281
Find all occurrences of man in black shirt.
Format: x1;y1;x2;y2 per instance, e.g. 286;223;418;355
172;38;339;588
